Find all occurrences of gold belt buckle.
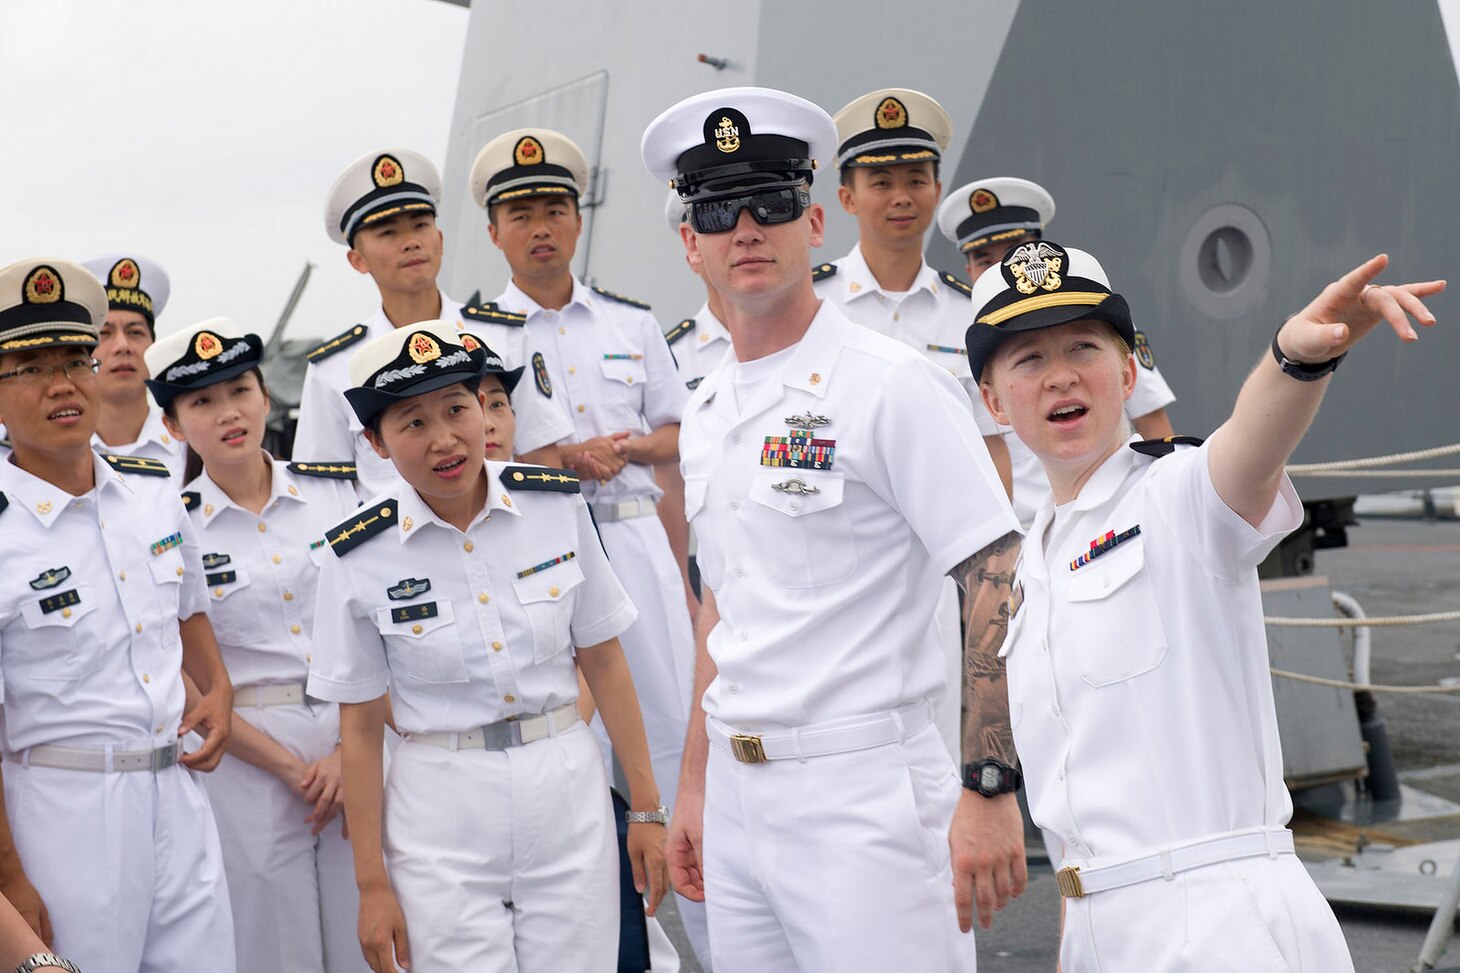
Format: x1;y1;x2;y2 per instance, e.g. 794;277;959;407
1056;866;1085;899
729;733;767;764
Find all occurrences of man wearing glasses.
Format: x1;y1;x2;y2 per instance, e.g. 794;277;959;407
0;259;236;972
642;88;1024;971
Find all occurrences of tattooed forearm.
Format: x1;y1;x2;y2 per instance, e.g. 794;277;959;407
949;530;1022;765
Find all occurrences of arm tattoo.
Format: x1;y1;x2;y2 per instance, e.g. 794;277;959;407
949;530;1021;765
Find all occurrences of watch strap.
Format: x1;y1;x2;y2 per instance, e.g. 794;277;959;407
624;805;669;824
15;954;81;973
1271;328;1345;381
962;759;1023;797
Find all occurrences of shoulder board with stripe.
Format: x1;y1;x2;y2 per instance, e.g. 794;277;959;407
102;453;171;477
462;301;528;326
327;499;397;557
288;461;358;480
1129;435;1205;458
501;466;581;494
181;491;201;511
591;286;651;310
306;324;368;363
940;271;974;298
665;318;696;345
811;262;838;283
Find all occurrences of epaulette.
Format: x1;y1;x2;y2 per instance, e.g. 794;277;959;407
288;461;358;480
591;286;651;310
102;453;171;477
811;262;838;283
181;491;201;512
940;271;974;298
665;318;696;346
1129;435;1205;457
306;324;368;363
462;301;527;327
501;466;581;494
327;499;397;557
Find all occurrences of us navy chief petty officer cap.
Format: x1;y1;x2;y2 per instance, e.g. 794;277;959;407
965;241;1134;381
343;322;507;426
80;253;171;332
0;259;106;352
641;86;838;201
831;88;951;170
938;177;1056;256
469;129;590;209
144;317;265;408
324;148;442;246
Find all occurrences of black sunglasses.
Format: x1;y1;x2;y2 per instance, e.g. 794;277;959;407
688;188;811;234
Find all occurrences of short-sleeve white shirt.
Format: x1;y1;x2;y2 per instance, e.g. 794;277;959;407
184;458;358;689
93;401;187;480
680;301;1020;728
665;301;732;397
496;278;689;505
306;462;637;735
1002;437;1301;860
0;450;206;751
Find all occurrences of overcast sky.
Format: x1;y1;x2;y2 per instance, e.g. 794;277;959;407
0;0;467;342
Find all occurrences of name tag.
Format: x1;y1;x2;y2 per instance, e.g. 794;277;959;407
391;602;439;624
40;589;81;614
206;571;238;586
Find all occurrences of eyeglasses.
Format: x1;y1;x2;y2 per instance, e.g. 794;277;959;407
688;188;810;234
0;357;100;385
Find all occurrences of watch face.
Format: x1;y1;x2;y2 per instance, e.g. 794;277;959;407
980;765;1002;792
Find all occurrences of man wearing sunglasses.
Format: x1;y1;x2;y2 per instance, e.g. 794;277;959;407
0;259;236;972
642;87;1023;972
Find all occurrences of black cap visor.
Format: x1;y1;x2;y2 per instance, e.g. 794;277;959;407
966;292;1133;384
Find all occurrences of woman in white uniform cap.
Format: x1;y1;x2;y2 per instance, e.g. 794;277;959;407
968;241;1442;971
144;318;366;972
306;322;667;973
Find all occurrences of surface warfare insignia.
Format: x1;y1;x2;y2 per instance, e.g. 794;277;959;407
970;188;999;214
388;577;431;601
762;434;835;470
29;566;71;590
1070;525;1141;571
783;412;830;429
771;477;819;496
201;553;231;570
1129;435;1205;458
665;319;696;346
1134;330;1155;370
502;466;581;494
1002;241;1065;296
532;352;553;397
306;324;367;363
103;453;170;477
328;500;395;557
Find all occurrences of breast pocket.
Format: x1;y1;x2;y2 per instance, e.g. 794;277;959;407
206;568;265;647
599;359;647;418
17;584;102;682
148;550;187;644
747;469;857;588
373;601;467;684
682;475;722;590
512;560;586;663
1065;541;1168;688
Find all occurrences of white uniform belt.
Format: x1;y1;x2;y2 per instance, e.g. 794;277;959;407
1056;826;1295;899
591;497;657;523
14;740;183;774
707;702;932;764
403;702;580;752
233;683;306;707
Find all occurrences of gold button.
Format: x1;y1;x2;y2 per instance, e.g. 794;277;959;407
156;723;164;733
626;376;634;384
306;654;312;663
568;366;576;375
893;312;900;322
61;608;72;619
135;622;143;633
412;624;423;634
272;554;282;565
291;625;301;635
492;641;503;651
503;694;515;703
478;592;490;604
283;591;294;602
257;523;267;533
549;586;561;598
214;587;224;597
288;485;298;497
464;541;474;553
162;434;171;444
558;326;566;335
143;673;150;683
176;566;184;577
118;570;126;581
576;404;586;413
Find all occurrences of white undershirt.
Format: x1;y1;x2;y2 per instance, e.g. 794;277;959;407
728;343;796;413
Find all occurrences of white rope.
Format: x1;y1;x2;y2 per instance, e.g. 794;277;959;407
1265;610;1460;628
1288;469;1460;478
1270;668;1460;695
1285;441;1460;473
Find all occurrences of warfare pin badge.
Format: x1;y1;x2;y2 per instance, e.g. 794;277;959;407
28;566;71;590
387;578;432;601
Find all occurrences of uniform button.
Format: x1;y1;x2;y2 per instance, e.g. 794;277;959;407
214;587;224;597
1042;641;1049;653
727;684;739;694
257;523;267;533
730;434;741;445
291;625;301;635
135;622;143;633
492;641;503;651
478;592;490;604
1051;706;1060;718
272;554;282;565
559;326;566;335
548;586;561;598
892;312;900;321
788;501;799;511
412;624;423;634
738;632;748;642
61;608;72;619
142;673;150;684
729;500;739;510
306;654;313;663
156;723;165;733
734;566;744;577
576;404;586;413
464;541;474;553
118;570;126;581
283;591;294;601
1057;768;1065;780
568;367;577;375
176;566;184;577
503;694;515;703
1068;834;1078;845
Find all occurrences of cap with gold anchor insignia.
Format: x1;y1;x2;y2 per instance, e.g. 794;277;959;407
144;317;265;408
938;176;1056;255
0;259;106;353
343;322;494;425
831;88;951;170
80;253;170;331
324;148;442;246
469;129;589;209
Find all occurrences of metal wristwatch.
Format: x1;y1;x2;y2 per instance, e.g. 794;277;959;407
1271;328;1346;381
15;954;81;973
962;759;1023;797
625;805;670;825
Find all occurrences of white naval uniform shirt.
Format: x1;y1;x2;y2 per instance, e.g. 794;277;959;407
665;301;732;393
184;458;358;689
292;289;573;499
496;279;689;505
92;400;188;480
306;462;637;735
1003;437;1301;861
680;302;1020;728
0;451;207;751
813;244;1001;434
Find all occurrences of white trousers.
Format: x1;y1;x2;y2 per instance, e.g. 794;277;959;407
590;514;711;967
4;759;235;973
703;721;976;973
202;699;363;972
384;720;619;972
1060;853;1353;972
